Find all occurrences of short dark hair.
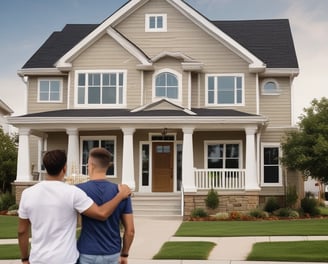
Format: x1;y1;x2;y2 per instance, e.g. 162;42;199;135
89;148;112;169
43;150;67;176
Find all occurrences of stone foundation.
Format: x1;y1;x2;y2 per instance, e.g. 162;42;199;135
184;191;260;219
12;181;38;204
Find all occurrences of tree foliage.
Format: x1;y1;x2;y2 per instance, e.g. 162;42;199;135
0;130;17;193
281;97;328;183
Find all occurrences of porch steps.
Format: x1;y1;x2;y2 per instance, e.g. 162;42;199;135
131;193;182;220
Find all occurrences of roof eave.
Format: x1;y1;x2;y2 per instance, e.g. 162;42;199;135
260;68;300;77
17;68;67;77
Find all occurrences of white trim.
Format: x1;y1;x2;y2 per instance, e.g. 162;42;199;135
204;140;243;169
260;68;299;77
188;72;191;110
152;68;182;103
261;78;281;95
140;71;144;106
74;70;127;108
80;136;117;178
37;78;63;103
256;73;260;115
106;27;151;65
261;143;283;187
67;72;71;109
17;68;65;77
205;73;245;107
145;13;167;32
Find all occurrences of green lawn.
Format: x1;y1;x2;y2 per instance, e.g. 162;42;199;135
153;241;216;260
0;244;21;259
175;218;328;237
0;216;19;239
247;240;328;262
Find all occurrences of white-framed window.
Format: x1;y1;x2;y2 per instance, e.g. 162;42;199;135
205;141;242;169
262;79;280;95
80;136;117;178
145;14;167;32
75;70;126;107
206;74;244;106
261;143;282;186
153;69;182;102
38;78;63;102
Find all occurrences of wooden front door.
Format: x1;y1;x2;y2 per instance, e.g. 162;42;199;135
152;142;173;192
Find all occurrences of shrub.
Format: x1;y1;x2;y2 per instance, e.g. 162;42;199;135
286;185;298;208
264;197;280;213
301;197;320;216
191;208;208;218
274;208;291;217
205;189;219;210
249;208;265;218
0;192;15;211
215;212;229;220
8;204;18;211
289;210;299;218
229;211;242;220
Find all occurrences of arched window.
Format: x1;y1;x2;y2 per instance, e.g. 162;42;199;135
262;79;280;95
155;72;179;99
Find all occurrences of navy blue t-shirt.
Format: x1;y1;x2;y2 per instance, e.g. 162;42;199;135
77;180;133;255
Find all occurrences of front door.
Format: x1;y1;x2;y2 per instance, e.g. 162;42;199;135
152;142;173;192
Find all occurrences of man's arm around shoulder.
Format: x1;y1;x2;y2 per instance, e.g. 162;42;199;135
82;184;131;221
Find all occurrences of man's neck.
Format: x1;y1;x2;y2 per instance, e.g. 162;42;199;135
89;172;107;180
45;175;64;181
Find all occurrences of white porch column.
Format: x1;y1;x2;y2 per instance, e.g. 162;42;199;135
245;127;260;191
182;127;196;192
66;128;79;175
121;128;136;190
16;128;32;182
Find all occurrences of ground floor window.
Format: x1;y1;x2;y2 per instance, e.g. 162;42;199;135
262;144;281;185
205;141;241;169
81;137;116;177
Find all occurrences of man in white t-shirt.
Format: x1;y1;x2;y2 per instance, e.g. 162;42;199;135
18;149;131;264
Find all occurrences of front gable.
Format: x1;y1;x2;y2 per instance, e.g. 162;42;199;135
55;0;265;72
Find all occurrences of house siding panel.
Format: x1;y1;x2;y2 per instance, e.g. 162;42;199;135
116;0;257;113
259;77;292;126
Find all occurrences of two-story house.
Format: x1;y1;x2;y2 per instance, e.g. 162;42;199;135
9;0;300;217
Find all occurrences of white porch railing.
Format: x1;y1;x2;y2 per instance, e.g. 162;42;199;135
194;169;246;190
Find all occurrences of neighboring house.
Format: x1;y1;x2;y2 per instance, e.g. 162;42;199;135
0;99;14;134
9;0;300;217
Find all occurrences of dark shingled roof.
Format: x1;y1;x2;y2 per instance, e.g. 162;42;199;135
22;18;298;69
22;108;258;118
23;24;98;69
213;19;299;68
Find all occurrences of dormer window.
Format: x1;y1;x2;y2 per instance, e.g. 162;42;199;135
153;69;182;102
145;14;167;32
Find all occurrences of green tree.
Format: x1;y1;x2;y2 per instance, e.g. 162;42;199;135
0;130;17;193
281;97;328;183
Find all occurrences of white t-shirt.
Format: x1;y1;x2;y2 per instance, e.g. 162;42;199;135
18;181;94;264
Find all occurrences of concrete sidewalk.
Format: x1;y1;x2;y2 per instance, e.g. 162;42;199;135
1;217;328;263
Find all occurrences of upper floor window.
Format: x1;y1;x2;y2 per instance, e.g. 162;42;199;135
145;14;167;32
76;71;125;107
206;74;244;105
38;79;62;103
262;79;280;95
153;69;181;102
261;144;282;186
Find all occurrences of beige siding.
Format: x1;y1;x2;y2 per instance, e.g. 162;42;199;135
71;34;141;108
116;0;257;113
259;77;292;126
27;76;68;114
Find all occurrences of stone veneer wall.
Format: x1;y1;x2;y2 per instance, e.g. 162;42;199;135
12;182;38;204
184;192;259;219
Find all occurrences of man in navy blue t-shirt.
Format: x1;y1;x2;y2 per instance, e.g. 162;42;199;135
77;148;134;264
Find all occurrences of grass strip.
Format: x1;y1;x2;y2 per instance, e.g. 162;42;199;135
247;240;328;262
175;219;328;237
0;216;19;239
0;244;21;259
153;241;216;260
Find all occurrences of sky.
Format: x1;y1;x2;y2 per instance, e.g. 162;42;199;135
0;0;327;124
